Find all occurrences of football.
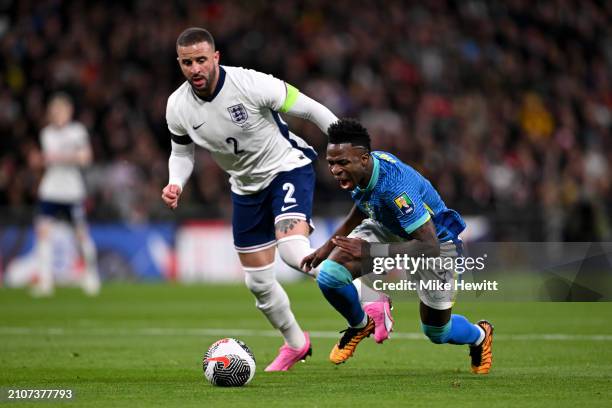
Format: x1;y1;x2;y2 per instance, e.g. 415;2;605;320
203;338;256;387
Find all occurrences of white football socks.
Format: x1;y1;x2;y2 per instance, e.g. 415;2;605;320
276;235;320;278
243;263;306;349
352;314;369;329
79;236;100;296
80;237;98;276
34;238;53;296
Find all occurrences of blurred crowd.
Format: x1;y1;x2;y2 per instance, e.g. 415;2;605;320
0;0;610;240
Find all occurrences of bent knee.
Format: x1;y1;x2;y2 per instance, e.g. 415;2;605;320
328;248;362;279
317;259;353;287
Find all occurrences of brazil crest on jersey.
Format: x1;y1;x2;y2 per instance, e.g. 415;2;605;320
350;151;466;242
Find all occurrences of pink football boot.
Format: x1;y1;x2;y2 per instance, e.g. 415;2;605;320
264;332;312;372
363;296;394;343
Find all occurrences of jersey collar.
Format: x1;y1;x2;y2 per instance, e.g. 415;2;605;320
191;66;226;102
353;154;380;194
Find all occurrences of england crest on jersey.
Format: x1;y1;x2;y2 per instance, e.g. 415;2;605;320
227;103;248;125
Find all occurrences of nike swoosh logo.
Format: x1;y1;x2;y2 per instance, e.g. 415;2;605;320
192;122;206;130
281;204;299;211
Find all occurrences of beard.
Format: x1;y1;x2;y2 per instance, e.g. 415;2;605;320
190;65;218;97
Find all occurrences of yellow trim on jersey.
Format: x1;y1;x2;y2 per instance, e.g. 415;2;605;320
423;203;434;215
280;83;299;113
404;212;431;234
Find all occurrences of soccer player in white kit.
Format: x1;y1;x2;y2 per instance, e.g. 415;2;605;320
34;93;100;297
162;28;394;371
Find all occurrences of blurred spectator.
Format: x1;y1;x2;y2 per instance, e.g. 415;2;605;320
0;0;610;240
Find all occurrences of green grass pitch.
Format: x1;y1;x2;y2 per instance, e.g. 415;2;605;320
1;282;611;407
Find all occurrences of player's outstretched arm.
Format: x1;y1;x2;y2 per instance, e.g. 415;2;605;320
333;220;441;260
281;87;338;135
373;220;441;258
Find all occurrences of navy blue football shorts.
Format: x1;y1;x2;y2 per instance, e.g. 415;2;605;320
231;164;315;253
38;200;87;226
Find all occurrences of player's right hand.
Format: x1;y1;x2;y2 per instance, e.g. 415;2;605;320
162;184;182;209
300;241;335;272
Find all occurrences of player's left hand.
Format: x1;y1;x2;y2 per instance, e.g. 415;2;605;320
331;236;368;259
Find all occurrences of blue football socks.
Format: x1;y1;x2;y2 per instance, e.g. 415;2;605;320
317;260;366;327
422;314;483;345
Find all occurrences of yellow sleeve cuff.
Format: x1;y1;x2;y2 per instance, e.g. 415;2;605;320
404;213;431;234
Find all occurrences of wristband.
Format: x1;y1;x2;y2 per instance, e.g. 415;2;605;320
369;243;390;257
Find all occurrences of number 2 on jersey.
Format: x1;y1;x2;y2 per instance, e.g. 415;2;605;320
225;137;245;155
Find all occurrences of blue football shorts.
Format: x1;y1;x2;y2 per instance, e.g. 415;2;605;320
231;163;315;253
38;200;87;226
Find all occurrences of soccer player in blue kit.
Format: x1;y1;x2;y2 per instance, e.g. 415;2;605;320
302;119;493;373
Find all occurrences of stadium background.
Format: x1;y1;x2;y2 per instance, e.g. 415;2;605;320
1;1;611;406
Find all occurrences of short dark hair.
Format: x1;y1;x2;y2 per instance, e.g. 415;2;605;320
176;27;215;49
328;118;371;152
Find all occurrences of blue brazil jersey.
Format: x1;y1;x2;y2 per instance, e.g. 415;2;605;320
351;151;465;242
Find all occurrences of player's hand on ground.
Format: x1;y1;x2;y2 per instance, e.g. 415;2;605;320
162;184;182;209
301;241;335;272
331;236;368;259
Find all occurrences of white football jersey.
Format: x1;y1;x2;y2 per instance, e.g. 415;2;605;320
166;66;316;195
38;122;89;203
